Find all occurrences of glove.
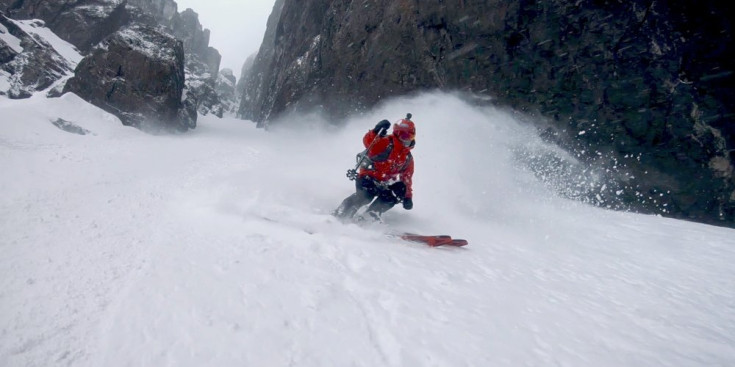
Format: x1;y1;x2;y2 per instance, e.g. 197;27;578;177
402;198;413;210
373;120;391;136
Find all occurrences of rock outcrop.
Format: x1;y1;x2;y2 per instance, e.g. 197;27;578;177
216;68;238;115
169;8;224;117
126;4;225;117
1;0;227;126
241;0;734;225
63;25;193;132
0;0;129;53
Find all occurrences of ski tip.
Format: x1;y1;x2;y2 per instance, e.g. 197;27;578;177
448;239;469;247
401;234;451;240
397;233;468;247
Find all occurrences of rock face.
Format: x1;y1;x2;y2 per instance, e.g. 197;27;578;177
236;54;255;101
63;25;193;132
238;0;284;124
1;0;227;127
0;0;129;53
216;68;238;115
126;4;225;117
241;0;734;226
169;8;224;117
0;14;76;98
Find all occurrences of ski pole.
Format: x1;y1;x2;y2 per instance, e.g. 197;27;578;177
346;133;380;181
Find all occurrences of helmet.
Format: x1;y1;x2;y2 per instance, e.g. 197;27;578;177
393;119;415;146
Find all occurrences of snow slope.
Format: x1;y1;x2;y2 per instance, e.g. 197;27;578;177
1;92;734;367
11;19;84;66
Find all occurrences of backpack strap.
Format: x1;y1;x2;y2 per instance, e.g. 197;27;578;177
369;137;393;162
398;152;413;171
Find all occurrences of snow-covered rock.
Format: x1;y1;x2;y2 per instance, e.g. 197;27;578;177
0;0;128;53
173;8;225;118
0;14;80;98
1;1;227;127
215;68;238;115
63;25;194;133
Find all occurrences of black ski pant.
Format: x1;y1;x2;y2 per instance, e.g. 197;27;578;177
335;176;407;219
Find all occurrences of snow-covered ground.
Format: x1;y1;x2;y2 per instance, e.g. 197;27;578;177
1;92;734;367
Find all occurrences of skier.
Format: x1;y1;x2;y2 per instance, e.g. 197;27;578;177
334;114;416;221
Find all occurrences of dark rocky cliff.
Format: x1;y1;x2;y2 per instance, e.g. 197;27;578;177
238;0;284;124
241;0;734;226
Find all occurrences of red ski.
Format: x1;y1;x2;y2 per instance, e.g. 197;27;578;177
399;233;468;247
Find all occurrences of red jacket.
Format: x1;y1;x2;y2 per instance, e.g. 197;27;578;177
358;130;414;199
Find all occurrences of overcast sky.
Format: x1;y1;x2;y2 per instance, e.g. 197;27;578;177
175;0;276;79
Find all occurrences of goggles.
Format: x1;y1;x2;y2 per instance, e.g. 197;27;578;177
396;130;415;144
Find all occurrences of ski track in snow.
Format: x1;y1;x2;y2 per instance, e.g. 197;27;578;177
1;93;734;367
